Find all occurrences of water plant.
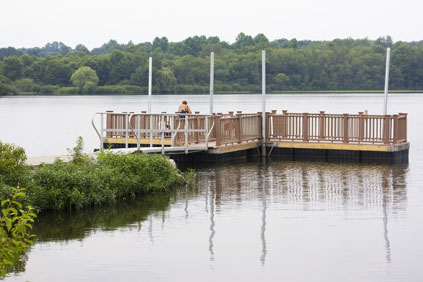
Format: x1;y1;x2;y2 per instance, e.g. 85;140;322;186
182;168;197;187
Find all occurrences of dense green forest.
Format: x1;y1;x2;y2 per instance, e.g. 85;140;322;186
1;33;423;95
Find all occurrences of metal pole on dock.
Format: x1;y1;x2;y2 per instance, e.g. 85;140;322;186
261;50;266;157
210;52;214;115
383;48;391;115
148;57;152;114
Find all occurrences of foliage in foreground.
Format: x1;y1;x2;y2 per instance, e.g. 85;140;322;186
0;187;36;278
0;138;185;212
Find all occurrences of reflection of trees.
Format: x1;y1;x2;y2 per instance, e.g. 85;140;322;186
33;190;179;243
8;190;179;277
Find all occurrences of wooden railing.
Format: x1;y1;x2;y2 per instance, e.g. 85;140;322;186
267;110;407;145
214;112;262;146
93;112;214;153
95;110;408;149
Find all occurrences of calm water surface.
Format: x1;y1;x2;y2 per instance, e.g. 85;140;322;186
1;94;423;281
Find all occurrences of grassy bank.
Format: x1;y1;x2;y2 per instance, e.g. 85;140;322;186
0;138;186;212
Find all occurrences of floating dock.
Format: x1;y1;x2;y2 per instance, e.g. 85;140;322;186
92;110;409;164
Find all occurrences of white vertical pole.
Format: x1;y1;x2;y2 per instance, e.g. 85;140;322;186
148;57;152;114
210;52;214;115
383;48;391;115
261;50;266;157
100;113;104;149
205;116;209;149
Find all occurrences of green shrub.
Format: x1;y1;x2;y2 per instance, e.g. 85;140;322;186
192;85;208;94
27;151;183;211
176;84;193;94
57;86;80;95
0;187;36;278
123;85;147;94
25;138;183;211
183;168;197;186
14;78;40;93
0;83;17;96
82;82;97;94
96;151;183;197
0;141;28;186
38;85;59;94
1;139;184;213
91;85;128;94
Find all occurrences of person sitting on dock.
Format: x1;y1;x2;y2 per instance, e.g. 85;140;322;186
178;100;192;114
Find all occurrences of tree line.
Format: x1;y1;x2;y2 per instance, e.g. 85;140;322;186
1;34;423;95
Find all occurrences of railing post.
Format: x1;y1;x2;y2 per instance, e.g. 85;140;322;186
393;114;399;144
303;113;309;142
215;115;221;147
161;114;165;154
257;112;262;142
195;112;200;144
185;115;189;154
265;112;271;143
282;110;288;139
399;113;408;142
358;112;364;143
106;110;113;137
124;112;129;148
236;112;242;143
343;113;349;143
99;113;104;149
318;111;325;141
141;111;146;139
171;115;175;147
270;110;277;140
383;114;390;145
149;114;153;148
136;114;140;151
205;115;209;149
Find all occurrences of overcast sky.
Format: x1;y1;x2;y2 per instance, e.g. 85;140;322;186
1;0;422;50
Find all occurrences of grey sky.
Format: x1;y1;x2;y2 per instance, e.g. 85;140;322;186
1;0;422;49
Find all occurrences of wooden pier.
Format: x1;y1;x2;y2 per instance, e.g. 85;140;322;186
92;110;409;164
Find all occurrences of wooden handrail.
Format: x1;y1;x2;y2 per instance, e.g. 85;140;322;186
98;111;408;148
267;111;408;145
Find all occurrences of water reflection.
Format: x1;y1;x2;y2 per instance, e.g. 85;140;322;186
196;161;408;213
32;190;179;243
11;160;408;281
194;160;408;265
208;173;216;262
260;164;267;266
383;193;391;263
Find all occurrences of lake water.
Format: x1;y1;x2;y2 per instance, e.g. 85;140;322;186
1;94;423;281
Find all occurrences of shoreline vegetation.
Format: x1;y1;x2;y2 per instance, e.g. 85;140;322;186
0;137;193;277
1;34;423;96
3;89;423;96
0;138;190;213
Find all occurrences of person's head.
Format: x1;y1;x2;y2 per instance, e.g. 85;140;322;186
182;100;187;105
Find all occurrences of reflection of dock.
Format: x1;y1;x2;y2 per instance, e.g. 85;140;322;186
92;110;409;164
196;161;407;212
195;160;408;265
